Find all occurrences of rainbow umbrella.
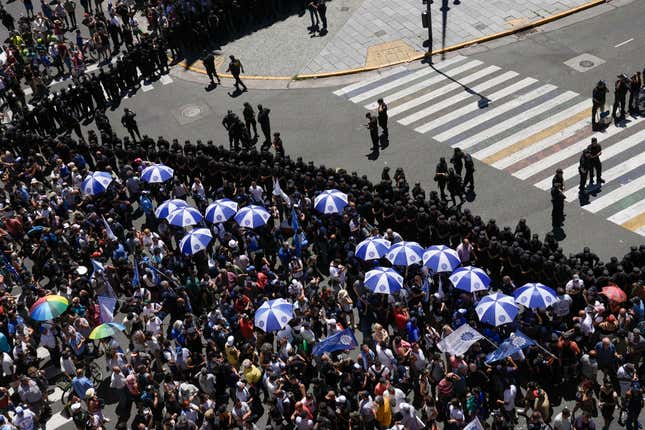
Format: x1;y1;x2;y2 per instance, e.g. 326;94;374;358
29;295;69;321
89;322;125;340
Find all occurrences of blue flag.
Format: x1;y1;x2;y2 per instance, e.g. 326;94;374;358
142;257;160;286
485;330;535;364
312;328;359;356
131;259;140;288
291;208;301;257
91;259;104;279
98;296;116;323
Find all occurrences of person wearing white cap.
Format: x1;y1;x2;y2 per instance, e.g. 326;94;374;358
12;406;36;430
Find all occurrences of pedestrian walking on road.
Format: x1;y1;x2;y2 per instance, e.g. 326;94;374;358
587;137;604;185
222;110;242;151
551;182;565;229
121;108;141;142
365;112;379;152
227;55;247;92
306;0;319;32
242;103;258;139
434;157;448;201
463;152;475;192
628;72;641;114
592;80;608;131
315;0;327;34
447;168;464;206
377;98;388;140
450;147;464;177
578;149;591;193
613;74;628;122
202;50;221;87
257;105;271;150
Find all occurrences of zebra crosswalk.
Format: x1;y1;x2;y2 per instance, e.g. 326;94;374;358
334;55;645;237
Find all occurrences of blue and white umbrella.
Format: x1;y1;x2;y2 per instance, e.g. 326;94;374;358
364;267;403;295
423;245;461;273
179;228;213;255
205;199;238;224
167;206;203;227
254;299;294;332
235;205;271;229
81;171;113;195
355;237;391;260
449;266;491;293
140;164;174;183
313;189;348;214
476;293;518;326
385;241;424;266
513;283;558;309
155;199;188;219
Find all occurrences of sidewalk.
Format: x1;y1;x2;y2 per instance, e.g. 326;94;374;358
201;0;603;78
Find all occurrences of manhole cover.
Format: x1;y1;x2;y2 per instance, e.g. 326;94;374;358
563;53;605;73
374;30;387;37
340;6;349;11
474;22;487;31
579;60;594;68
181;105;202;118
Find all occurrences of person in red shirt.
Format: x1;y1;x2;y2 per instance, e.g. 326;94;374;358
238;314;254;341
393;304;409;334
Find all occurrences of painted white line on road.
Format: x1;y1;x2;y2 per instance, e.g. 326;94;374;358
364;60;483;110
532;119;645;187
388;65;500;117
526;116;644;183
350;55;466;103
398;70;516;126
160;75;173;85
585;175;645;213
635;226;645;236
439;90;577;147
434;82;554;142
565;142;645;201
614;38;634;48
333;66;407;96
608;199;645;225
476;101;588;161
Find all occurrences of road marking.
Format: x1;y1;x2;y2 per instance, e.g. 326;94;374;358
614;38;634;48
443;91;578;148
608;199;645;225
635;225;645;236
160;75;173;85
388;65;501;117
350;55;466;103
364;60;483;109
333;66;408;96
141;82;154;92
398;70;516;126
524;117;644;183
585;175;645;213
473;102;589;161
434;83;554;142
533;121;645;188
564;143;645;201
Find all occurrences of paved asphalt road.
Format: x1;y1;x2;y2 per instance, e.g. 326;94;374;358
4;0;645;429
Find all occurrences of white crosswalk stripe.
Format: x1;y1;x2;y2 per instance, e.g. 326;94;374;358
334;56;645;237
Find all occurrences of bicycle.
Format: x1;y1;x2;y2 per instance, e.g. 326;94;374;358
55;356;104;406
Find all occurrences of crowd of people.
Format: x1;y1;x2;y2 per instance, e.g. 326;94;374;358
0;101;640;430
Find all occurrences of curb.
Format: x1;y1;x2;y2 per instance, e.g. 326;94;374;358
179;0;605;81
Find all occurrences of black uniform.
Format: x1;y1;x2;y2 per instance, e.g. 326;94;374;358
612;76;628;121
578;150;591;192
463;153;475;191
377;100;388;139
434;158;448;201
366;114;379;151
587;138;603;184
551;184;565;228
202;52;220;85
257;106;271;148
242;103;257;138
591;82;607;129
226;57;247;91
121;109;141;142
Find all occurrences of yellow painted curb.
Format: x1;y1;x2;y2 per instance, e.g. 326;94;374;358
180;0;605;81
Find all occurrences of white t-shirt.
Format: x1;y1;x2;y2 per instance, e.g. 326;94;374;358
503;385;517;411
552;412;572;430
14;410;36;430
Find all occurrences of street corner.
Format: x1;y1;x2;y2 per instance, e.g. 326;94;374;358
365;40;423;68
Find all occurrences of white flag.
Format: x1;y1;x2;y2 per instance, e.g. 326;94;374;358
437;323;483;356
464;417;485;430
98;296;116;323
272;178;291;207
101;215;118;242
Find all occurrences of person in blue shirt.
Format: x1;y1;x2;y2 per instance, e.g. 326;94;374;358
71;368;94;400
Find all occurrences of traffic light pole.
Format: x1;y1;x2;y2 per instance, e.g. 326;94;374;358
426;0;432;54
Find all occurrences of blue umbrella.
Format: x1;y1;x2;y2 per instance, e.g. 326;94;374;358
205;199;238;223
155;199;188;219
235;205;271;229
364;267;403;295
476;293;518;326
314;189;348;214
179;228;213;255
385;241;424;266
167;206;203;227
81;171;113;195
423;245;461;273
254;299;293;332
355;237;391;260
449;266;490;293
140;164;174;183
513;283;557;309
